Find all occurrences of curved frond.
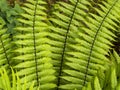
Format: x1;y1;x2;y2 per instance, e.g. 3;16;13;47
1;0;120;90
49;0;120;89
0;68;35;90
81;50;120;90
73;0;120;86
13;0;56;89
0;17;12;71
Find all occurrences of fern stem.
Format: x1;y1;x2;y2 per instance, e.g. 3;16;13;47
0;36;11;68
32;0;39;87
83;0;118;86
56;0;79;89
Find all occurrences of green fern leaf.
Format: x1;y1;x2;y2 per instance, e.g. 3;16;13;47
13;0;56;89
49;0;120;89
0;17;13;71
94;77;102;90
0;68;36;90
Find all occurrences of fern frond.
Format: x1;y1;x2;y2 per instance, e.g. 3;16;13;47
0;68;36;90
76;0;120;86
48;0;92;89
13;0;56;89
81;50;120;90
103;50;120;90
0;17;13;71
49;0;120;89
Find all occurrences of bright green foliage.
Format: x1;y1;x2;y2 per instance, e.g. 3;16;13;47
13;0;56;89
0;0;120;90
49;0;120;89
0;17;13;72
0;68;36;90
94;77;101;90
80;50;120;90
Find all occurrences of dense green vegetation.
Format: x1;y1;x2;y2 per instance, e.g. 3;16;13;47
0;0;120;90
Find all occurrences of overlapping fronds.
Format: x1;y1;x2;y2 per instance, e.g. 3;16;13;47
0;0;120;90
13;0;56;89
0;68;36;90
81;50;120;90
0;17;13;71
102;50;120;90
74;0;120;87
48;0;120;89
48;1;91;89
